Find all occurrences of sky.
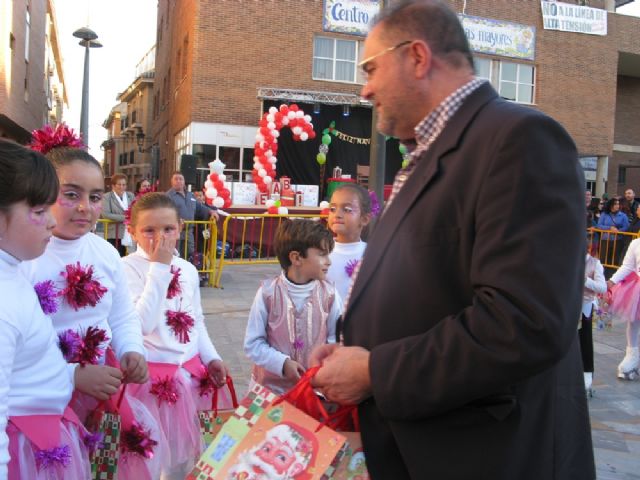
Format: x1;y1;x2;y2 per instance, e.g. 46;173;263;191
52;1;640;158
53;0;157;156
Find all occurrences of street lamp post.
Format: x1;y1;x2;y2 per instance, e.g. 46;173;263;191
73;27;102;148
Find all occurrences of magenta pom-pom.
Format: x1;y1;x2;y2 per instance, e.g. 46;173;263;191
34;444;71;470
57;329;83;362
369;190;381;218
83;431;104;454
59;262;108;311
165;309;194;343
345;259;360;278
121;421;157;459
166;266;182;299
30;123;84;154
34;280;59;315
150;376;180;405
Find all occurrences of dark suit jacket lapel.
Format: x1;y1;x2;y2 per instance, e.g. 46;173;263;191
347;83;498;311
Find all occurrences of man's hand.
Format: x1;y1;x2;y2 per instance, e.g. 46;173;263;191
120;352;149;384
310;345;372;405
282;358;305;383
207;359;230;388
209;209;220;221
74;364;123;400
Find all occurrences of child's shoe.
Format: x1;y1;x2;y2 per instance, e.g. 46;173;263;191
617;347;640;380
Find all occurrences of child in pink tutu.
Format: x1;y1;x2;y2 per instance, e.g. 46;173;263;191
20;126;162;478
122;192;232;479
607;236;640;380
0;140;92;479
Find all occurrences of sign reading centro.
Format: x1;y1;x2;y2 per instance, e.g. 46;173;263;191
323;0;382;36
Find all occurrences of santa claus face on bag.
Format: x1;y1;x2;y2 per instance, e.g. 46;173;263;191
226;425;312;480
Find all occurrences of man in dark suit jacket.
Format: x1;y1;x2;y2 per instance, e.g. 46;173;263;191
311;1;595;479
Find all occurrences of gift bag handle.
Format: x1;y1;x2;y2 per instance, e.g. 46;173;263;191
273;366;329;423
210;374;239;414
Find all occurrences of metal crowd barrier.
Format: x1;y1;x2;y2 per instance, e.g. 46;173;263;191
588;227;639;271
213;212;328;288
95;218;220;286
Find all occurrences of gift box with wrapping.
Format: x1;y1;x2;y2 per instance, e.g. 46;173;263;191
188;380;346;479
86;409;121;480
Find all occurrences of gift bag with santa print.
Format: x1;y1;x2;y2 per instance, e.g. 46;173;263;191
187;382;346;480
198;375;240;447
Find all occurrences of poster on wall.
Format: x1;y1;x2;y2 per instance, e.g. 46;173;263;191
459;15;536;61
540;1;607;36
323;0;382;36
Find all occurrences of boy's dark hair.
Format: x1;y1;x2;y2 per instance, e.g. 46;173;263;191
274;219;334;271
130;192;180;226
0;139;59;210
45;146;102;172
332;183;372;214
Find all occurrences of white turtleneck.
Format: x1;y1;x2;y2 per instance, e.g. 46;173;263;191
19;233;145;362
0;249;77;478
121;249;221;365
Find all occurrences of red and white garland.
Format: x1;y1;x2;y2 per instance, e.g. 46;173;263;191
252;104;315;194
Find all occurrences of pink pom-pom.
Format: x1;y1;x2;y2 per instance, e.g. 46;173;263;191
166;266;182;299
150;376;180;405
121;421;158;459
59;262;108;311
29;123;84;154
165;310;194;343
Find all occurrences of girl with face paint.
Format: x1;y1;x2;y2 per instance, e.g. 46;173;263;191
20;128;162;478
0;139;93;479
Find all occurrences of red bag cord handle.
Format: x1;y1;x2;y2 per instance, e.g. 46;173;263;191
273;366;329;423
210;374;239;414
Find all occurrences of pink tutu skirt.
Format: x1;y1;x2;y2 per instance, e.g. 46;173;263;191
130;369;203;472
609;272;640;323
7;416;90;480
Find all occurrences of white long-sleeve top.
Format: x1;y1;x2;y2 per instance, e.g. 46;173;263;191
582;254;607;317
327;240;366;303
20;234;145;361
244;273;342;378
0;249;76;479
121;249;221;365
611;238;640;285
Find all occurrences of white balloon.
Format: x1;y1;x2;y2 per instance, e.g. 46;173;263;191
253;155;260;163
319;201;330;209
300;132;308;141
281;117;290;126
268;106;277;114
218;174;226;183
254;162;263;170
296;111;304;118
267;122;276;130
265;150;273;158
255;133;265;142
265;199;276;208
292;126;303;135
258;169;267;177
273;130;280;138
213;197;225;208
204;179;213;189
208;159;226;174
303;115;311;123
205;187;218;199
278;206;289;215
287;111;296;120
269;156;278;164
266;114;275;123
264;176;273;184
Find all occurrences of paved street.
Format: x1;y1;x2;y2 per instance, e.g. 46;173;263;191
202;263;640;479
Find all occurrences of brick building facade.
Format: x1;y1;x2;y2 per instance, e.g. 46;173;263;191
151;0;640;199
0;0;67;143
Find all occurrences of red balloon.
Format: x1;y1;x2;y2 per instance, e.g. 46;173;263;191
214;180;223;190
208;173;216;182
290;104;299;112
223;198;232;209
274;112;282;121
254;147;264;156
309;130;316;139
252;169;259;177
293;134;300;141
220;188;231;200
259;119;267;127
260;184;268;193
267;206;279;214
279;105;289;114
260;126;269;135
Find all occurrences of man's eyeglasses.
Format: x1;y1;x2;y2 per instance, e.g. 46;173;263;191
358;40;412;77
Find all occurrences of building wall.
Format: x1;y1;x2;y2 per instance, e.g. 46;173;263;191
610;75;640;194
152;0;640;191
